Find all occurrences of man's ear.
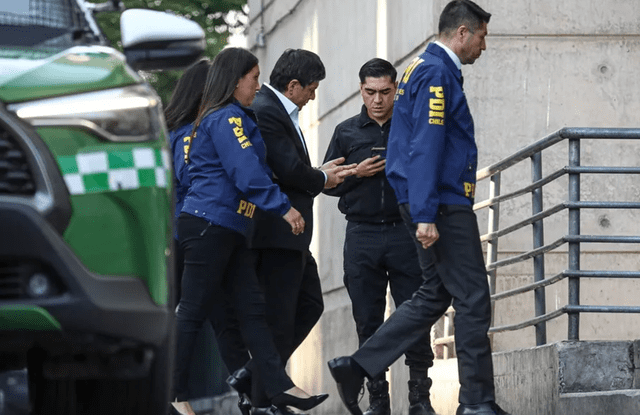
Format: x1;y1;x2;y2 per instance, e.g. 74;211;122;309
457;24;469;40
285;79;299;97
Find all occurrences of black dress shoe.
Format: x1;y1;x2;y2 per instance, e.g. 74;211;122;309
251;405;308;415
271;392;329;411
327;356;365;415
456;402;512;415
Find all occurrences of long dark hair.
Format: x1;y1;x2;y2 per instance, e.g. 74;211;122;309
185;48;258;164
194;47;259;128
164;58;211;131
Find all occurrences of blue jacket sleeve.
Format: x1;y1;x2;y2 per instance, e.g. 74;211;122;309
211;113;291;216
407;69;447;223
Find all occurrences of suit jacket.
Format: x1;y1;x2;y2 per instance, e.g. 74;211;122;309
250;84;326;251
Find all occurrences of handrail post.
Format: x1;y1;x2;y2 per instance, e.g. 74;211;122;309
531;152;547;345
486;172;501;327
568;138;581;340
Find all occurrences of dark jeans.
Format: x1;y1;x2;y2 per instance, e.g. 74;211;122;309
174;237;247;398
353;204;495;404
176;237;251;377
249;248;324;407
343;220;433;374
174;214;294;401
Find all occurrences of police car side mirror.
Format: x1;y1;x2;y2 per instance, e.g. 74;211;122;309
120;9;205;71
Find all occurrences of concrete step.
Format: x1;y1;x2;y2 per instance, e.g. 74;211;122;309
557;390;640;414
491;340;640;415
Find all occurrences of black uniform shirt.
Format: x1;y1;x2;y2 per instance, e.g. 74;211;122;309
323;105;402;223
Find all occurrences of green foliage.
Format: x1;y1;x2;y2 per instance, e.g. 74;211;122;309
90;0;248;105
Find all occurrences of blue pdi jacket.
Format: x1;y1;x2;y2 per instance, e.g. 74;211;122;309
386;42;478;224
181;102;291;237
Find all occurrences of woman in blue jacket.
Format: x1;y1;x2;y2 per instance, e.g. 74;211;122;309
165;58;253;410
165;58;210;308
172;48;327;415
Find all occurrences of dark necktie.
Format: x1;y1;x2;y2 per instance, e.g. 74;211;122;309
460;72;464;89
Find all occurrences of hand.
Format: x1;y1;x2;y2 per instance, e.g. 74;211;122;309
283;207;305;235
320;157;358;189
355;156;386;178
320;156;347;172
416;223;439;249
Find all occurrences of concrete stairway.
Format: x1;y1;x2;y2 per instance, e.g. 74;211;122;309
493;340;640;415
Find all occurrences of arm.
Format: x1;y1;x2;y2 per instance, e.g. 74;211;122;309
406;69;447;223
210;113;291;217
256;105;326;197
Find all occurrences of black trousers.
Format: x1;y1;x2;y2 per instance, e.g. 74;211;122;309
176;238;251;377
352;204;495;405
174;214;294;401
174;237;250;396
250;248;325;407
343;221;433;375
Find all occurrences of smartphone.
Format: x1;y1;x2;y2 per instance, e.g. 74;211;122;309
371;146;387;160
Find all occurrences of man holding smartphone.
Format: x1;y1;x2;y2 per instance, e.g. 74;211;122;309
323;58;435;415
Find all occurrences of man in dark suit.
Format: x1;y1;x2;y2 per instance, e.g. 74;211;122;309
248;49;356;415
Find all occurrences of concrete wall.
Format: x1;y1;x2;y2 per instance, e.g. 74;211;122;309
246;0;640;413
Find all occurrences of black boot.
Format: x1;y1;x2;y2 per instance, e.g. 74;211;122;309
227;368;253;415
408;379;437;415
363;377;390;415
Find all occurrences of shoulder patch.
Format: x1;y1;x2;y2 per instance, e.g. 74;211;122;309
401;57;424;84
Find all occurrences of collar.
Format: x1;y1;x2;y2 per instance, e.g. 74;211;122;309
264;83;299;117
434;40;461;70
427;43;464;84
357;104;391;128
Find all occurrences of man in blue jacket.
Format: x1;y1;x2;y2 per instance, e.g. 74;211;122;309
328;2;512;415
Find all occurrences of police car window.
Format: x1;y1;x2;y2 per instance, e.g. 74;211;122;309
0;0;82;47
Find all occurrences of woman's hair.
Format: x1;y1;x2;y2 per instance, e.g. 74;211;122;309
164;58;211;131
193;47;259;128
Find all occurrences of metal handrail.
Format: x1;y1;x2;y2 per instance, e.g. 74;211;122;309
476;127;640;181
469;127;640;345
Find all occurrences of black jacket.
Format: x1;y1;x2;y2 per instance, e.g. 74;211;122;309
323;105;401;223
250;84;326;251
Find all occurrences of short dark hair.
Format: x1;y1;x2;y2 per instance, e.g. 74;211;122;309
269;49;326;92
164;58;211;131
195;47;258;128
438;0;491;36
358;58;397;83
